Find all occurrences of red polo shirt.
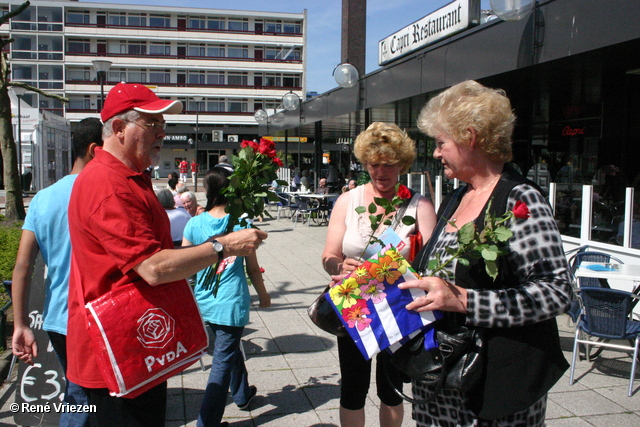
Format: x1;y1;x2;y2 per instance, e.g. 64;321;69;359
179;160;188;173
67;147;176;388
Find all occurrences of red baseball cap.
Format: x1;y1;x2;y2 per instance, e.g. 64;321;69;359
101;83;183;122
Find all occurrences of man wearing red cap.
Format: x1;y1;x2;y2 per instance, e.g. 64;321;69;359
66;83;267;425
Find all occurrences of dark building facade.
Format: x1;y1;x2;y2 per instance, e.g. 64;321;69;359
267;0;640;245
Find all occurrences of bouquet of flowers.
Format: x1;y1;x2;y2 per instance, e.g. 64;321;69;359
328;244;440;360
202;138;287;295
427;199;531;280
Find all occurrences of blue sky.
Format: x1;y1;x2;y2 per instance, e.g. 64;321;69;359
87;0;491;94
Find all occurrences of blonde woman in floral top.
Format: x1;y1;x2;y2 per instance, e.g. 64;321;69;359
322;122;437;427
401;80;572;426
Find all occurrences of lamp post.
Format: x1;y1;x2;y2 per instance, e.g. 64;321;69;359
282;91;302;168
92;59;112;111
193;96;203;191
11;86;27;190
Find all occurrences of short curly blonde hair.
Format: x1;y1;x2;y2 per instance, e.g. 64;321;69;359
353;122;416;174
417;80;515;163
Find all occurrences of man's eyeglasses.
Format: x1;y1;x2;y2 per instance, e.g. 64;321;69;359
123;119;167;132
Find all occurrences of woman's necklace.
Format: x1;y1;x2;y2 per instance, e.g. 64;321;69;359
451;174;501;223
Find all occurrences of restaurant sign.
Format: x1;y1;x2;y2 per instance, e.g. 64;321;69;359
378;0;480;66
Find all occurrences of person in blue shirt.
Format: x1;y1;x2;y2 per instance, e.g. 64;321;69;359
182;166;271;427
11;117;103;426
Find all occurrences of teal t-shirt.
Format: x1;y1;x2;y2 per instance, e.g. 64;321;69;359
23;174;77;335
183;213;250;327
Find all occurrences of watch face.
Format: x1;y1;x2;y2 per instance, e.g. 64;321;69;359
213;241;224;252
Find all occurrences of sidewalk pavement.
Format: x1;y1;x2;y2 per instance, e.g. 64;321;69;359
1;214;640;426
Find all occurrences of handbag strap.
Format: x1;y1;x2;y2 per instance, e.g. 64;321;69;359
382;343;451;405
413;187;465;275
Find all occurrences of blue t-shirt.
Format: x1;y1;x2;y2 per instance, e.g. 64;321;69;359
183;213;250;327
22;174;77;335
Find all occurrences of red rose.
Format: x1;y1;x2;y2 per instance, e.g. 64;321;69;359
260;267;265;273
512;201;530;219
241;140;259;152
397;185;412;200
273;157;284;167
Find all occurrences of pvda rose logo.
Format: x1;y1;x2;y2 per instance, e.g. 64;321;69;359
137;308;175;348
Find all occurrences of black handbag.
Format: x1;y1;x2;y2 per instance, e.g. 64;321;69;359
383;188;485;405
384;319;484;404
307;285;347;337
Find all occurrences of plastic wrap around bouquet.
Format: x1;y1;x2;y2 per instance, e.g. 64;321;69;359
327;244;442;360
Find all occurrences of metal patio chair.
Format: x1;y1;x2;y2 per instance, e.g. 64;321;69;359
569;287;640;396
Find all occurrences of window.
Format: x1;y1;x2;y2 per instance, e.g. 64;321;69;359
149;43;170;56
265;22;281;33
207;19;224;30
128;71;147;83
150;15;170;27
283;22;301;34
67;68;91;81
69;97;91;110
207;72;224;85
12;65;34;80
108;13;126;26
149;71;170;84
227;73;247;86
67;10;90;24
123;41;146;55
228;46;248;58
283;75;300;88
207;99;225;112
206;46;224;58
127;14;146;27
264;74;281;87
189;17;206;29
188;71;205;85
68;39;90;53
108;69;126;82
188;44;205;57
227;20;248;31
265;48;280;60
228;100;247;113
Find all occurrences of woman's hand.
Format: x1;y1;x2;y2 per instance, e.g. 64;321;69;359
399;277;468;313
340;258;360;275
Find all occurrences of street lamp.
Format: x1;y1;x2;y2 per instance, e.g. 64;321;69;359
281;91;302;168
193;96;203;191
92;59;112;111
10;86;27;189
333;63;359;88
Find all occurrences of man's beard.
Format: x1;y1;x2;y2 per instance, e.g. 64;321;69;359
149;151;161;168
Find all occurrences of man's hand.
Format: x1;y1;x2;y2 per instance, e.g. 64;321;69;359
216;228;268;258
12;325;38;365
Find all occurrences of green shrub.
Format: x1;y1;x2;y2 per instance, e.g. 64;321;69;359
0;219;22;305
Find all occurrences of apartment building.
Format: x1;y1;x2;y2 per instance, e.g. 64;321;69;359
1;0;306;174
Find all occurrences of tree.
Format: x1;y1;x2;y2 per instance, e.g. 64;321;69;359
1;1;67;220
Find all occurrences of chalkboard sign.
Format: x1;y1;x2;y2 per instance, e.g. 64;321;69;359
13;255;63;426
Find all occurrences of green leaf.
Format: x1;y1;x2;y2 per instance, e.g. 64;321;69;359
458;222;476;245
383;219;392;226
373;196;389;208
485;260;499;280
427;259;439;270
458;257;470;266
401;216;416;226
493;226;513;242
368;202;377;214
481;247;498;261
355;206;366;214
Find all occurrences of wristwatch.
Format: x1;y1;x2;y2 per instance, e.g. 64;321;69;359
211;240;224;260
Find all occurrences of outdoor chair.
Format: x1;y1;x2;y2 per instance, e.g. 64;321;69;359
276;193;297;220
569;287;640;396
291;197;319;226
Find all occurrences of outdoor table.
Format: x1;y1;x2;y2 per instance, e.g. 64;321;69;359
293;193;339;225
575;261;640;316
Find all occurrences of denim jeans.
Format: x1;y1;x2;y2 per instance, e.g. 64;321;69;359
197;323;250;427
48;331;90;427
